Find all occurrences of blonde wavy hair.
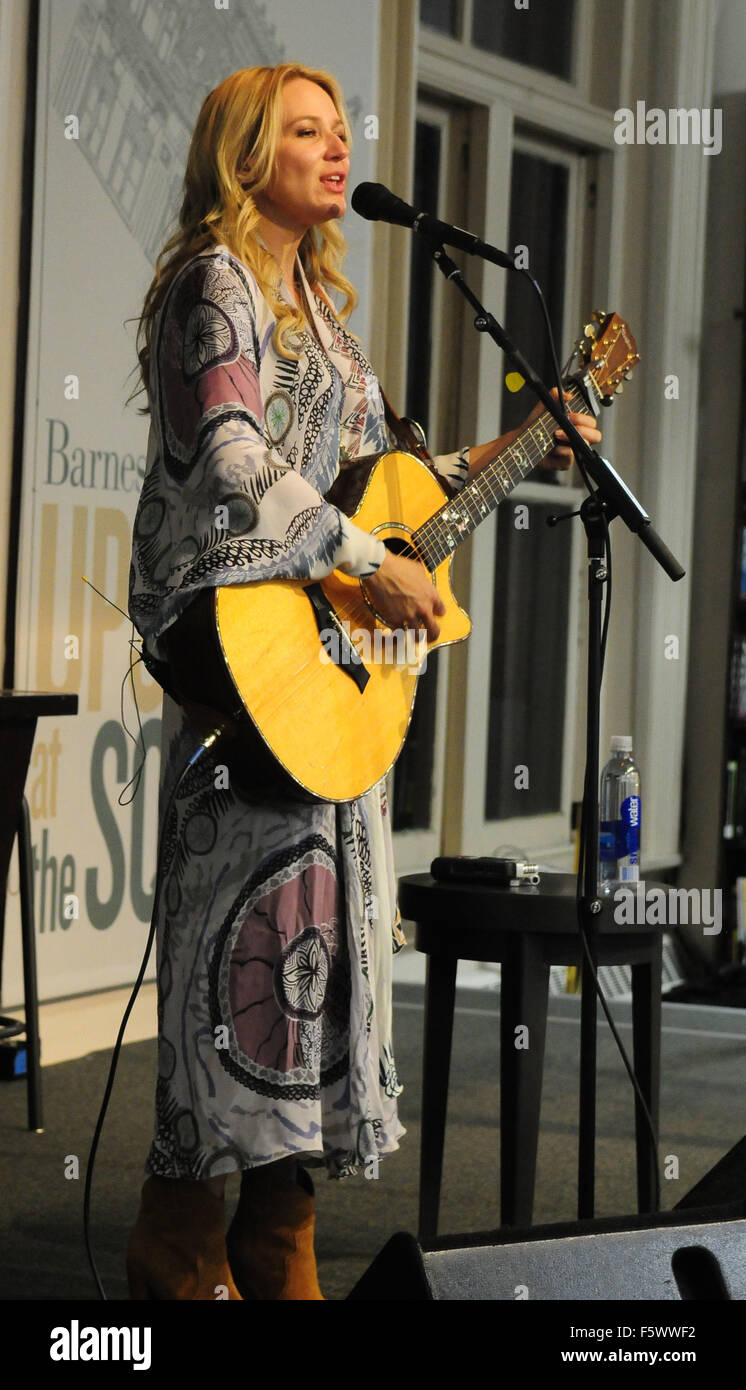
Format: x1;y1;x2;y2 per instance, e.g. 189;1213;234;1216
128;63;358;413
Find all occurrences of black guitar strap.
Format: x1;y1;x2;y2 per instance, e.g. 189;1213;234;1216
380;389;433;465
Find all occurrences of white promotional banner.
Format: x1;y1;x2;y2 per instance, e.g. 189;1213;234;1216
5;0;381;1004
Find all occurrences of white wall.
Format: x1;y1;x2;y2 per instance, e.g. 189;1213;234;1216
0;0;30;680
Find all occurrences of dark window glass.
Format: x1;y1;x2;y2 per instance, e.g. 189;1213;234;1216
392;652;440;831
485;500;572;820
500;149;568;444
472;0;575;81
406;119;441;440
393;118;444;833
420;0;460;38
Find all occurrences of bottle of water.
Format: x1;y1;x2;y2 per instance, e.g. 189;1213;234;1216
599;735;641;893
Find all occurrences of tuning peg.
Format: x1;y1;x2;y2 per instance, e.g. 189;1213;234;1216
584;322;597;339
615;383;624;395
593;310;607;322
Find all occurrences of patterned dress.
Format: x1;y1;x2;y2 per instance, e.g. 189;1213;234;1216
129;244;468;1180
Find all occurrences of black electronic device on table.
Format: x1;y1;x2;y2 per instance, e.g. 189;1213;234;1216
430;856;540;887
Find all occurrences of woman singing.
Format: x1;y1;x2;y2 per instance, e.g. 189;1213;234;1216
125;61;601;1301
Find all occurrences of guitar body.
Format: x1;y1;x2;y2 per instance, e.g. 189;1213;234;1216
213;451;470;803
160;311;638;804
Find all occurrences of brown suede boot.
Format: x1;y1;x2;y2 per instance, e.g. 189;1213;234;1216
127;1176;243;1300
225;1163;325;1300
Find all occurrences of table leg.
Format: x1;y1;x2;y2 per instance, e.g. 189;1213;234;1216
418;952;457;1244
0;723;36;998
18;797;43;1132
631;940;662;1212
500;936;550;1227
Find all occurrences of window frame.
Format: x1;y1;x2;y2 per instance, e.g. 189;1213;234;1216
459;128;589;855
419;0;596;103
379;0;716;879
377;1;629;868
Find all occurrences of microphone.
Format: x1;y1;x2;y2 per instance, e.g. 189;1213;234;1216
351;181;514;270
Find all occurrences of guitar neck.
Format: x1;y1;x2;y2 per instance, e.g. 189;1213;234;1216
412;380;590;570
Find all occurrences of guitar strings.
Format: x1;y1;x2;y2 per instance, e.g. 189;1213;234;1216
413;401;575;556
410;390;585;569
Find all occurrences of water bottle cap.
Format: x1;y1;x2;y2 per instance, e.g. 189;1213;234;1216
610;734;633;753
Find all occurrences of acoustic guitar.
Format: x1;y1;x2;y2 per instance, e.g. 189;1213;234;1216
164;312;639;802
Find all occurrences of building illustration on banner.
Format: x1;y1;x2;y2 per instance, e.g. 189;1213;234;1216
52;0;284;263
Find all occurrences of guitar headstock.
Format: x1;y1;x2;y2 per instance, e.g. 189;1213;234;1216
575;311;640;406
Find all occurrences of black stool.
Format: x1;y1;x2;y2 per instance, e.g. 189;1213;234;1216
398;871;667;1241
0;692;78;1130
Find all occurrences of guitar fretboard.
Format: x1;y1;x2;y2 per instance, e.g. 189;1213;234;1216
413;381;589;570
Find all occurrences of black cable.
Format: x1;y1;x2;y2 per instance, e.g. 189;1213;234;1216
82;577;149;806
522;277;659;1203
574;515;660;1210
517;267;599;497
519;268;564;407
576;794;662;1212
118;645;148;806
82;714;228;1299
601;522;612;669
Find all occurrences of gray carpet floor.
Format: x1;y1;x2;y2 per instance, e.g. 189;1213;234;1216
1;983;744;1301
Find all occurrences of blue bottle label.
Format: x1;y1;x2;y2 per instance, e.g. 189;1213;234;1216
600;795;641;872
621;795;641;864
599;826;617;862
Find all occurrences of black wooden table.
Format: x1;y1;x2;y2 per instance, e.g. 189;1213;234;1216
398;871;667;1240
0;692;78;1129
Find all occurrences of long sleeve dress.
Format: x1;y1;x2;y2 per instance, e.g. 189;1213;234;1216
128;244;469;1181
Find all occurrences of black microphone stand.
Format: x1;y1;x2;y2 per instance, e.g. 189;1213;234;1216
421;236;685;1217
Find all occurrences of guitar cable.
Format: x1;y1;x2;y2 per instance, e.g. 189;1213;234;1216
82;716;228;1300
80;578;229;1298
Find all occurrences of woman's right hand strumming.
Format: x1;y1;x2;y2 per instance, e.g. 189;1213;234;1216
361;548;446;640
